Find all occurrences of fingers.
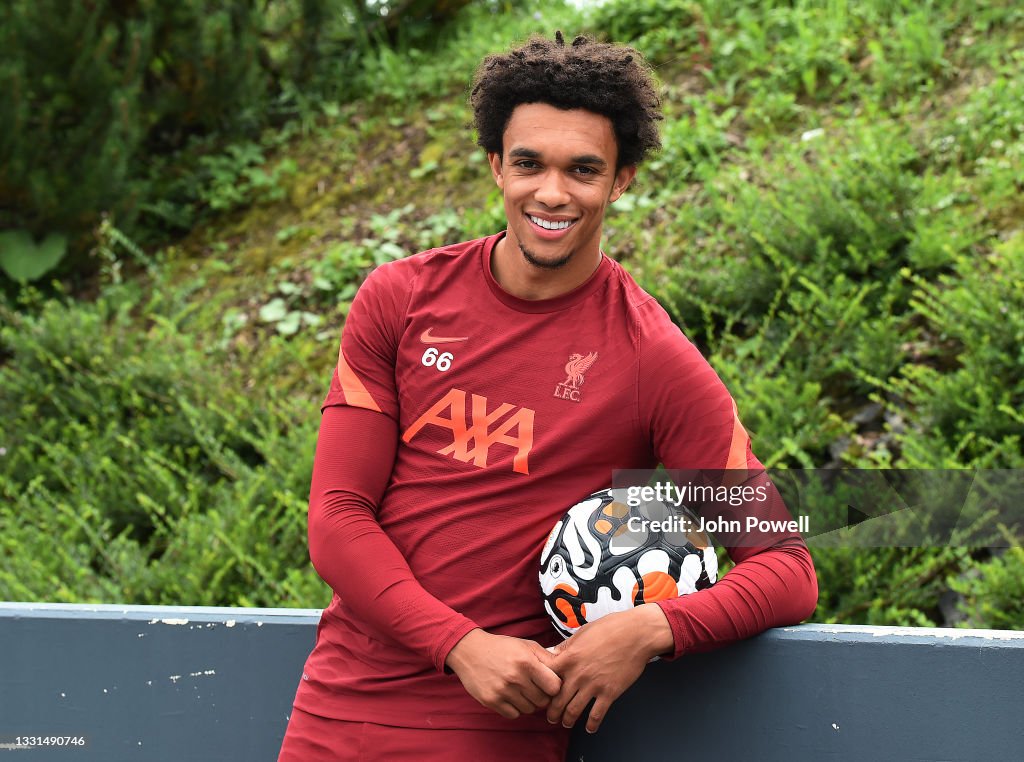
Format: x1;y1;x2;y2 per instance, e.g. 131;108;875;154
451;634;569;719
494;701;521;720
585;697;610;734
546;685;575;726
519;679;553;710
549;690;608;732
561;690;593;730
527;651;563;697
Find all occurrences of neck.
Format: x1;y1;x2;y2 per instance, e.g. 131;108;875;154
490;235;602;301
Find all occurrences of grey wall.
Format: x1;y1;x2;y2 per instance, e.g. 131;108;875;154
0;603;315;760
1;602;1022;761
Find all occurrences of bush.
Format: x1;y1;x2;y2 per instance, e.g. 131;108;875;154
0;290;329;607
951;540;1024;630
0;1;269;263
0;0;475;283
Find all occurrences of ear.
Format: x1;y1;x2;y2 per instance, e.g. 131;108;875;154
609;164;637;203
487;151;504;189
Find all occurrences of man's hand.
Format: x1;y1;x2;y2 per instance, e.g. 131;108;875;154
446;629;562;719
546;604;674;734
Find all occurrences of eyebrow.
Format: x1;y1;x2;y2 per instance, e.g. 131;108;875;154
508;147;608;168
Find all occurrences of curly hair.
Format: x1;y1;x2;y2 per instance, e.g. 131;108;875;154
470;32;662;169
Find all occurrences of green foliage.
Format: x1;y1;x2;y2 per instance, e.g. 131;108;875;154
0;0;272;271
0;291;329;607
198;143;298;213
951;538;1024;630
0;0;485;283
812;547;969;627
586;0;1023;627
875;235;1024;468
0;231;67;283
0;0;145;262
3;0;1023;630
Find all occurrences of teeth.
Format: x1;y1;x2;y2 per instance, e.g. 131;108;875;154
530;215;574;230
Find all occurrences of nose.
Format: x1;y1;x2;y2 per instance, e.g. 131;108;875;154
534;169;570;208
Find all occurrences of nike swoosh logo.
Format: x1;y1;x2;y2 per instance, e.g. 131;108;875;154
420;327;469;344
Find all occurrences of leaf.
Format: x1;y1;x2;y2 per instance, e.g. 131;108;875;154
0;230;68;283
312;276;334;291
275;312;301;335
258;298;289;323
377;242;406;262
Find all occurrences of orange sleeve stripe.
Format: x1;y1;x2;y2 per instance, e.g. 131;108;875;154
336;349;382;413
725;399;751;470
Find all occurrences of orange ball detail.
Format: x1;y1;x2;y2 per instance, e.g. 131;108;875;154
602;501;629;518
633;571;678;603
555;597;583;628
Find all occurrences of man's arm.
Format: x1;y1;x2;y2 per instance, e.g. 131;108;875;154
308;404;476;670
546;308;818;731
546;534;816;733
309;404;561;717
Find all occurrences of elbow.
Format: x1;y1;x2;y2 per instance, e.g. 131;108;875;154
307;530;327;580
795;547;819;621
306;505;332;580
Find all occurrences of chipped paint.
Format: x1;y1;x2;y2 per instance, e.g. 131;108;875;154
782;624;1024;641
4;603;1021;759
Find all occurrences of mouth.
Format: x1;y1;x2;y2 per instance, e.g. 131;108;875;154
526;214;578;238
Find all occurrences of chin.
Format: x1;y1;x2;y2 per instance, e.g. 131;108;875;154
520;242;572;270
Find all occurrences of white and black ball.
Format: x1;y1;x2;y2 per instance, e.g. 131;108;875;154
539;488;717;638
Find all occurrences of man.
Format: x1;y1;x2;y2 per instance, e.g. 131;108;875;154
279;32;817;762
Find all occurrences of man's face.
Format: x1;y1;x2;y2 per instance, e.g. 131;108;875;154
488;103;636;272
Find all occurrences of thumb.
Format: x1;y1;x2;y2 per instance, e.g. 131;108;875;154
532;640;566;664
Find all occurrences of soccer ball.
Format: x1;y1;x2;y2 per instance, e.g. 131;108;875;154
539;487;717;638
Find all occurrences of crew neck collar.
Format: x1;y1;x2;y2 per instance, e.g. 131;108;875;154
479;232;612;314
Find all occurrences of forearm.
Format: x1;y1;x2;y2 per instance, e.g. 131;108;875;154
309;405;478;671
655;539;817;658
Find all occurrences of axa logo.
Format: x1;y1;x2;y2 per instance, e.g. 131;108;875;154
554;352;598;403
402;388;535;474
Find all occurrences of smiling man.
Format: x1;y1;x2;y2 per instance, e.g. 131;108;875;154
487;103;635;297
279;32;817;762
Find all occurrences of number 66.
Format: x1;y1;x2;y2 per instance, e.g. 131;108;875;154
421;347;453;372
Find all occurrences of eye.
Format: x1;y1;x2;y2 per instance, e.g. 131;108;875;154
572;165;598;176
514;159;540;170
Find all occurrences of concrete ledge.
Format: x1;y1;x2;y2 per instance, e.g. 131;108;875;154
569;622;1024;762
1;603;1021;761
0;603;318;760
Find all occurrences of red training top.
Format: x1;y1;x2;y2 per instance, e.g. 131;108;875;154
292;233;817;731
